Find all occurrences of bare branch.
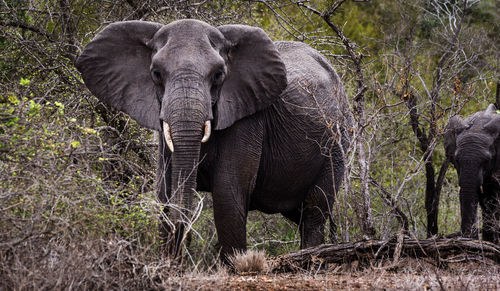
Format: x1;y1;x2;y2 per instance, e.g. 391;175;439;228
0;21;54;42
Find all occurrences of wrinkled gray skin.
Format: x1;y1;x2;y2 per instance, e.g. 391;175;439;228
444;104;500;244
76;19;352;261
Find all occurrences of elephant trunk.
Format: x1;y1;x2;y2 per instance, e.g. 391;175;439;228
159;71;213;257
458;163;481;239
161;83;211;256
164;116;203;257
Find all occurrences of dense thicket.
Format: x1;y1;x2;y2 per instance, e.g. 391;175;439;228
1;0;498;288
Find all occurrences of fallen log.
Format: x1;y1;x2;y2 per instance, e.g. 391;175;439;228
272;237;500;272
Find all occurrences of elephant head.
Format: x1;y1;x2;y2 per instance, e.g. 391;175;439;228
444;104;500;238
76;20;287;256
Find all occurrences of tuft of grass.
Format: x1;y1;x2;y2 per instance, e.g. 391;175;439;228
228;249;269;275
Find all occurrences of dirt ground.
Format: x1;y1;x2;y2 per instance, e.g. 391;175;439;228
162;273;499;290
162;264;500;290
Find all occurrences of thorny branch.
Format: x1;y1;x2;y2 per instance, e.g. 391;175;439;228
294;0;375;237
0;21;54;42
396;0;472;237
369;178;410;232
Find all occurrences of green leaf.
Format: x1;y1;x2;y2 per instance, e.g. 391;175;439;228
54;101;64;109
7;94;20;105
83;127;96;134
19;78;30;86
70;141;81;148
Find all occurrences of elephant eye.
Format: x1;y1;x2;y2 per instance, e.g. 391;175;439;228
151;69;162;85
213;70;225;85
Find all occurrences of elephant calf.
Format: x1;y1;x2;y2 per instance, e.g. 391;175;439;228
76;19;352;261
444;104;500;244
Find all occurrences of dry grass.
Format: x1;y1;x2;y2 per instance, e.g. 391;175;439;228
153;261;500;290
229;249;270;275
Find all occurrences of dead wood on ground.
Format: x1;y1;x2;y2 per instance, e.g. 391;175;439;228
272;237;500;272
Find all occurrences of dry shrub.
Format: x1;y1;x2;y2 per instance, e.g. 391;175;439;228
0;236;174;290
229;249;269;275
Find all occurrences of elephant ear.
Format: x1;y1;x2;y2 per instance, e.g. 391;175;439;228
484;103;497;115
483;114;500;136
76;21;163;130
444;115;467;165
483;115;500;173
215;25;287;130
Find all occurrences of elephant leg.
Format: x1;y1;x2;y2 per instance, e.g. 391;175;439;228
212;191;248;262
212;167;258;262
299;164;339;249
480;188;500;244
211;120;263;262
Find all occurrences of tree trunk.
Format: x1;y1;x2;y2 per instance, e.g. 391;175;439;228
425;160;439;237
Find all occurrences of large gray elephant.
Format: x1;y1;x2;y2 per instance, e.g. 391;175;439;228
76;19;352;260
444;104;500;244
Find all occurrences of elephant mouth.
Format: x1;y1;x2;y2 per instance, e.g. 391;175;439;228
162;120;212;152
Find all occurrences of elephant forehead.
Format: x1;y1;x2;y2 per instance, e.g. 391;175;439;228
153;19;224;48
456;133;493;152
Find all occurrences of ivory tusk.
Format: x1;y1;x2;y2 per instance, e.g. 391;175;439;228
201;120;211;143
163;121;175;152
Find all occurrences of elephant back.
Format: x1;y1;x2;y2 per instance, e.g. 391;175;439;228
275;41;353;150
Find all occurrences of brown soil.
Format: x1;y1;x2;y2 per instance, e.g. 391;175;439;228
161;267;500;290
